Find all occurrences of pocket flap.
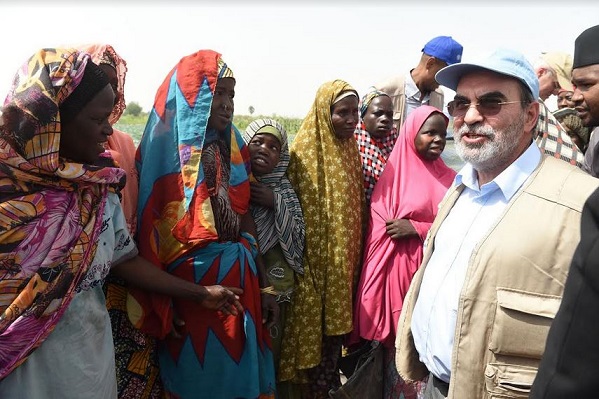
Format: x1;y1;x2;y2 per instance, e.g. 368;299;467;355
497;288;561;319
485;363;538;397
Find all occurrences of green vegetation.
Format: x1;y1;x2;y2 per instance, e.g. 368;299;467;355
118;113;150;126
234;115;303;138
115;113;304;144
123;101;143;117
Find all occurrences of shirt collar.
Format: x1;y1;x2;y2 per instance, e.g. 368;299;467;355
405;71;430;102
455;142;542;201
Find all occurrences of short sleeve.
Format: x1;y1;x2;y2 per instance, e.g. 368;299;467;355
78;192;138;292
109;192;138;266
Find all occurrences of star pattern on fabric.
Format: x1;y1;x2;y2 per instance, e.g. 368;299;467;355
280;80;365;382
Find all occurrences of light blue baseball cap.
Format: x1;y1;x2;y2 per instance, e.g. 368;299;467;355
435;48;539;99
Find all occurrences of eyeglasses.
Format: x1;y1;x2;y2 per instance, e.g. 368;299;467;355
447;99;525;118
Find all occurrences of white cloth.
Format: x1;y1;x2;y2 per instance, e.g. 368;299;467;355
411;143;541;383
0;192;137;399
405;71;432;119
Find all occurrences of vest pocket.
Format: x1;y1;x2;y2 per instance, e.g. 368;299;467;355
484;362;537;398
489;288;561;359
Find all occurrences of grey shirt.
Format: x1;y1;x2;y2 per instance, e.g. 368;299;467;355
583;127;599;177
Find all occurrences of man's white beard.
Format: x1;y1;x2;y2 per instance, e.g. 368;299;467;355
455;115;525;173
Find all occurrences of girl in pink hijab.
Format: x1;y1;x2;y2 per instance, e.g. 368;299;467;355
351;105;456;398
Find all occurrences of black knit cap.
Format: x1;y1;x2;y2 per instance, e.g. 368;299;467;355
573;24;599;69
59;60;110;124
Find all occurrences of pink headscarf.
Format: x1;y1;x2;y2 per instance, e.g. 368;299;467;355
351;105;456;347
369;105;455;233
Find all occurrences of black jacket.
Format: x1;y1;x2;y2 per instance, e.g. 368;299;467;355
531;186;599;398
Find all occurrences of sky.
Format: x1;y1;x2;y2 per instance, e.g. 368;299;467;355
1;2;598;117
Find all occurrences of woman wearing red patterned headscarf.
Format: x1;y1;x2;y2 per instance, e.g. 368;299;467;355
131;50;277;399
354;89;398;204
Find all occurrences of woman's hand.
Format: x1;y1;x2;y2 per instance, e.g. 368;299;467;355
198;285;244;316
113;256;244;311
250;182;275;208
261;292;279;330
168;286;243;340
385;218;418;239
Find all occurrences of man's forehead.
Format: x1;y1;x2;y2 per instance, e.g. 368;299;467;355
572;63;599;80
455;71;520;94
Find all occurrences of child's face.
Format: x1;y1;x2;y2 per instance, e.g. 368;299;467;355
414;113;447;161
248;133;282;176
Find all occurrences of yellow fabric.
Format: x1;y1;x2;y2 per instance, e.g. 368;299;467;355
280;80;365;382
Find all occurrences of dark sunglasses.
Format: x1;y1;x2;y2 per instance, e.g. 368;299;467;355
447;99;525;118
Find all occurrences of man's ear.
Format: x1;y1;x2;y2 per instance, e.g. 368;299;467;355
425;56;438;70
525;101;541;134
536;67;547;79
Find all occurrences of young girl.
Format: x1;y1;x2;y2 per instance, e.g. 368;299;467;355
242;118;305;398
352;105;456;398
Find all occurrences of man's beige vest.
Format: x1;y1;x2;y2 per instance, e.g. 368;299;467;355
395;156;599;398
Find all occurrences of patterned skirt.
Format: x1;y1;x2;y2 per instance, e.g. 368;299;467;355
158;235;276;399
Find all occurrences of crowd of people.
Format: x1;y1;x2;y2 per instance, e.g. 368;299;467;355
0;23;598;399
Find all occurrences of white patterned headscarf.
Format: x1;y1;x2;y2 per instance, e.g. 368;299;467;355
242;119;305;274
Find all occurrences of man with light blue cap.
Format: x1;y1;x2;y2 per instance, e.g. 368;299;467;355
394;48;599;399
444;48;583;167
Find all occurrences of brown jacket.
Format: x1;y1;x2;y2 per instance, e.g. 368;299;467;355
395;156;599;398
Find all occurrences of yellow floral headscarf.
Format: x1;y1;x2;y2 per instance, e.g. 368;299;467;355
281;80;365;381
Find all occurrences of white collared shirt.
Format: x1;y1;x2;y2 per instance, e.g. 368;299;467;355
405;71;431;118
411;142;542;383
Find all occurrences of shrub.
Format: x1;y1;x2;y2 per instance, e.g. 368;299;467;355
124;101;143;117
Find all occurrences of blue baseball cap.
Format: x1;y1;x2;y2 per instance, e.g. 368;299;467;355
422;36;463;65
435;48;540;99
